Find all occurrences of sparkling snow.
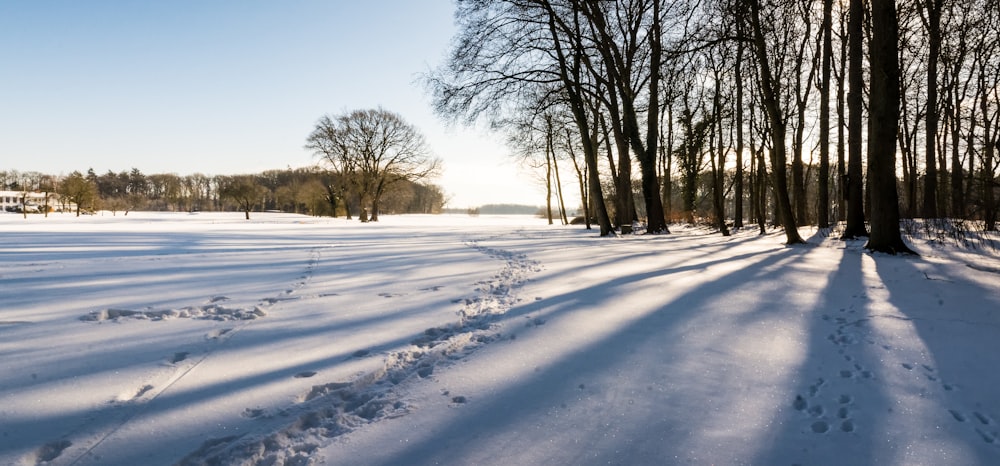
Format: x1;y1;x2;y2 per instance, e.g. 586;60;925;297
1;211;999;465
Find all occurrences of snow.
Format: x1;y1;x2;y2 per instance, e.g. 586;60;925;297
2;211;999;466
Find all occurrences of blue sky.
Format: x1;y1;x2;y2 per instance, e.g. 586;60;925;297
0;1;543;208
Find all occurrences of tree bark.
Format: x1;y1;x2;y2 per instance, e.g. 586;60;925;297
734;26;746;229
842;0;868;238
866;0;914;254
922;0;943;218
711;68;731;236
819;0;833;229
748;0;805;244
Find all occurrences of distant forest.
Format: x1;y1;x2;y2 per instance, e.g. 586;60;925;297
1;167;446;218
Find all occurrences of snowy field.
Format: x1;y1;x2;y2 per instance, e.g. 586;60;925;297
2;211;1000;466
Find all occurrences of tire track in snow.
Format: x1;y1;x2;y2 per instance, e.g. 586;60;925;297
176;237;541;466
50;247;327;466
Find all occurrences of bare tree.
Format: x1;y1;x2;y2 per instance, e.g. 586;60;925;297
747;0;805;244
975;0;1000;230
307;109;440;222
919;0;943;218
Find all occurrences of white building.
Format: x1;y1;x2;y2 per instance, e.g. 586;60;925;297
0;190;75;213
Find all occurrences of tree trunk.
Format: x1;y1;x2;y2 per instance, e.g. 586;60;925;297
983;62;998;231
735;33;746;229
842;0;868;239
950;84;965;218
599;116;622;227
756;147;768;235
545;123;555;225
553;144;569;225
837;4;848;223
922;0;942;218
639;0;668;234
662;104;674;221
710;63;730;236
791;5;820;227
748;0;805;244
712;82;730;237
866;0;913;254
819;0;833;229
566;129;591;229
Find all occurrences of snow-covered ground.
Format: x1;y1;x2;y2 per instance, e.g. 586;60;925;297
2;211;999;465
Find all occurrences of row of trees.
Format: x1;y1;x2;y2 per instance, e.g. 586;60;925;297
4;108;446;220
428;0;999;253
1;167;446;218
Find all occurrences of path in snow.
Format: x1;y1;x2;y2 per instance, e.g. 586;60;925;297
175;233;541;465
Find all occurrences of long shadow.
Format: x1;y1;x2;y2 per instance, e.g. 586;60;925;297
749;245;891;465
872;253;1000;464
0;225;847;465
355;243;809;465
0;229;511;463
0;288;490;464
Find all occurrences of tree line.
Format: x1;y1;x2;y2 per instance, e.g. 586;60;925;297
1;166;446;219
4;108;447;220
428;0;999;253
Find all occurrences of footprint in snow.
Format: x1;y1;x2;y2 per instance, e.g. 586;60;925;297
134;384;154;399
525;317;546;327
793;395;808;411
840;420;856;433
976;429;997;444
206;328;233;340
811;421;830;434
351;349;371;358
807;378;825;397
295;371;317;379
171;351;190;364
36;440;72;463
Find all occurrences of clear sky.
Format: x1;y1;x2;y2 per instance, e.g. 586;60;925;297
0;1;545;208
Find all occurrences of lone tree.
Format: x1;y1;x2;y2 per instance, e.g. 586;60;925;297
219;175;266;220
307;108;441;222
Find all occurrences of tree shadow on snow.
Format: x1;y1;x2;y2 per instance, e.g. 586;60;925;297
360;238;825;465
